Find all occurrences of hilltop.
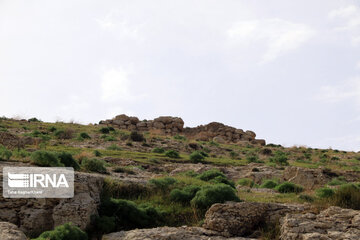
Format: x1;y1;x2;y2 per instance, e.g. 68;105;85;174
0;115;360;240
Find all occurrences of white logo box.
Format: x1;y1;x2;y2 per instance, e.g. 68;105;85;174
3;167;74;198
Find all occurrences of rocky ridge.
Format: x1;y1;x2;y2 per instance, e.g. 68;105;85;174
100;114;266;145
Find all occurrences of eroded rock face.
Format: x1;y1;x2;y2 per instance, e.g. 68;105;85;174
280;206;360;240
0;167;104;234
283;167;332;190
102;226;256;240
0;222;27;240
203;202;307;237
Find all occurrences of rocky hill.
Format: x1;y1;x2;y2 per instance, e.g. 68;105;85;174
0;115;359;240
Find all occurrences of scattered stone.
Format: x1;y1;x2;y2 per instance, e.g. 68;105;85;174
102;226;256;240
280;206;360;240
0;222;27;240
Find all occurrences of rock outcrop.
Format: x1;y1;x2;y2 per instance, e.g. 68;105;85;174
0;165;104;234
100;114;266;144
280;206;360;240
0;132;34;149
0;222;27;240
283;167;333;190
203;202;307;237
102;226;256;240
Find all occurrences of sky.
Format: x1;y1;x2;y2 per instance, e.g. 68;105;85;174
1;0;360;151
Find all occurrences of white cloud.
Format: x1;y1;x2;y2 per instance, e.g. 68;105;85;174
96;10;140;40
356;61;360;70
329;5;360;46
227;18;315;63
318;77;360;104
101;67;131;102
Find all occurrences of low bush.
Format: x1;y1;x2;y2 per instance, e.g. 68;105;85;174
260;180;278;189
189;151;206;163
174;134;186;141
94;150;102;157
190;184;240;209
299;194;314;202
130;131;144;142
79;132;91;139
149;177;177;192
98;198;164;231
332;184;360;210
81;158;107;173
100;127;110;134
246;154;259;163
0;146;12;160
275;182;304;193
28;117;41;122
102;178;149;199
107;144;122;151
113;167;135;174
33;222;87;240
328;177;347;186
94;216;116;234
165;150;180;159
152;147;165;153
237;178;254;187
170;185;201;204
269;151;289;166
54;129;74;139
57;152;80;170
209;175;235;188
197;169;225;181
31;151;63;167
316;187;335;198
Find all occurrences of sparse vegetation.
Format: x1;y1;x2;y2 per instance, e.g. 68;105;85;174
81;158;107;173
165;150;180;159
33;223;87;240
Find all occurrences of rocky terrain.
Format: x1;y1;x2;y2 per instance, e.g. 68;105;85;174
0;115;359;239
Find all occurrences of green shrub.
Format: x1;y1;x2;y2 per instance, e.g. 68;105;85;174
54;129;74;139
79;132;91;139
328;177;347;186
316;187;335;198
299;194;314;202
197;169;225;181
113;167;135;174
149;177;177;192
260;180;278;189
130;131;144;142
81;158;107;173
0;146;12;160
100;127;110;134
99;198;164;230
108;126;115;131
229;151;239;159
269;151;289;166
209;175;235;188
174;134;186;141
275;182;304;193
13;149;30;158
189;151;206;163
104;135;116;141
28;117;41;122
107;144;122;151
33;222;87;240
237;178;254;187
152;147;165;153
190;184;240;209
57;152;80;170
332;184;360;210
94;150;102;157
31;151;64;167
170;185;201;204
246;154;259;163
48;126;57;132
94;216;116;234
165;150;180;159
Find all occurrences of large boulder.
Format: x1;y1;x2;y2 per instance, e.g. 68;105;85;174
280;206;360;240
0;165;104;234
0;222;27;240
102;226;256;240
203;202;307;237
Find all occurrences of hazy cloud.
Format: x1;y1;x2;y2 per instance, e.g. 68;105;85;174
318;77;360;104
101;67;132;102
227;18;315;63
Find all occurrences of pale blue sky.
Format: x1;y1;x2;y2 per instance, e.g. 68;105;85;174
1;0;360;151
